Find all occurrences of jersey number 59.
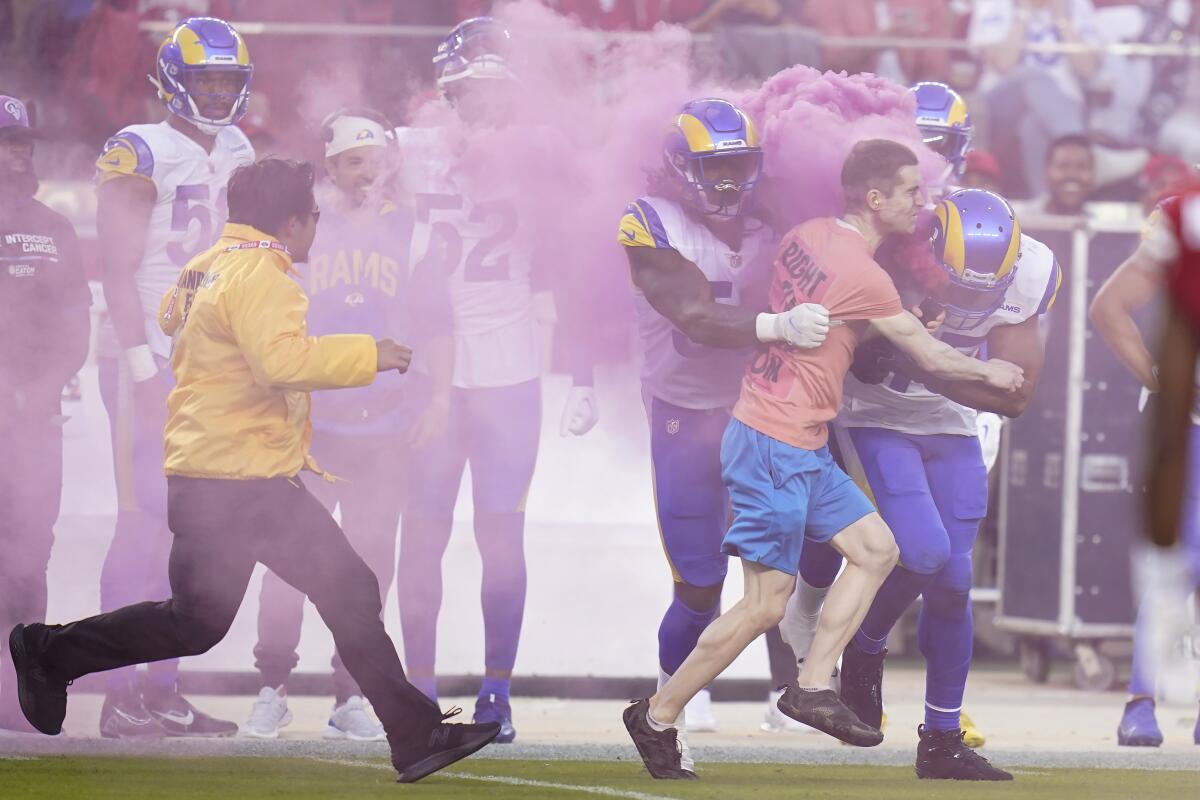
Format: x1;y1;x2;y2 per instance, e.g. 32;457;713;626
167;184;226;267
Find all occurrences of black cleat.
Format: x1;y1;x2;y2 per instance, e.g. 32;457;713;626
622;698;697;780
915;725;1013;781
7;624;68;736
391;707;501;784
143;686;238;738
838;641;885;730
776;684;883;747
100;683;168;739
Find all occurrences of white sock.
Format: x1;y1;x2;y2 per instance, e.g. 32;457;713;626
780;577;828;660
646;707;676;731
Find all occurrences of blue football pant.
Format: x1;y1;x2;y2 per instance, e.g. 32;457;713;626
398;379;541;680
800;426;987;728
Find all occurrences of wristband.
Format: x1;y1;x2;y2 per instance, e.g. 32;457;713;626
125;345;158;383
755;312;781;343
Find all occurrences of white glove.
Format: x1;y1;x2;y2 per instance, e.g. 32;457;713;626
560;385;599;437
756;303;830;349
124;344;159;383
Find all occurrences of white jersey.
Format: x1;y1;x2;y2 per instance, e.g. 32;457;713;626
395;126;541;389
840;233;1061;436
96;121;254;358
618;195;773;410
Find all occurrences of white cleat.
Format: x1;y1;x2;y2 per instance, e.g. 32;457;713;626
761;689;819;734
683;688;718;733
323;695;386;742
239;686;292;739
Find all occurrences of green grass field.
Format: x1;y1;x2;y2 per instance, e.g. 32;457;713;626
1;756;1196;799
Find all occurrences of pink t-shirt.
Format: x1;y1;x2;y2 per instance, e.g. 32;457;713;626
734;218;903;450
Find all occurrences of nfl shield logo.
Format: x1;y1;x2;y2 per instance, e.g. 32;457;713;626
728;253;742;269
666;419;680;435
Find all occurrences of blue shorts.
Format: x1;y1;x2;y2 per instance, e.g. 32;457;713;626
646;395;730;588
721;419;875;575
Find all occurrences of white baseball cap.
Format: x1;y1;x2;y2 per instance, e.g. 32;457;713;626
324;114;388;158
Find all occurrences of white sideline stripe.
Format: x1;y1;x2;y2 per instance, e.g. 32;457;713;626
315;758;678;800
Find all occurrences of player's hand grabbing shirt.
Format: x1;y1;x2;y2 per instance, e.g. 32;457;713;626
734;218;902;450
618;195;773;410
158;223;377;480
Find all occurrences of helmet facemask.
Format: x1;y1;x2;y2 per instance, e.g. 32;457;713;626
669;148;763;219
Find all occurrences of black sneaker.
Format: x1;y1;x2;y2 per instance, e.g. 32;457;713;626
776;684;883;747
621;698;698;780
7;624;69;736
839;641;885;730
143;685;238;738
390;707;501;784
100;683;168;739
915;725;1013;780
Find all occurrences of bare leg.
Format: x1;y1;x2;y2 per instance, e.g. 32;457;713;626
797;513;898;688
650;560;794;724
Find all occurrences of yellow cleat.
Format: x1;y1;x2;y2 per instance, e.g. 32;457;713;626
960;711;986;748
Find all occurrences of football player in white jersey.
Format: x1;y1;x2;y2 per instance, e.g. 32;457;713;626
392;17;600;743
92;16;253;738
786;190;1057;780
618;98;833;739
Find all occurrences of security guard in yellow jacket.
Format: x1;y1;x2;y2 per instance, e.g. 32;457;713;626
7;159;500;783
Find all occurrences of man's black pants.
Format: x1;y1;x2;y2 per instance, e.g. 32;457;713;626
28;474;441;739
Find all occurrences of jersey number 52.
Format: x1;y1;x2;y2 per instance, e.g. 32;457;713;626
414;193;517;282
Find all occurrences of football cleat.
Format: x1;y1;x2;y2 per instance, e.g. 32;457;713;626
100;683;167;739
915;725;1013;781
838;641;885;731
1117;698;1163;747
143;685;237;737
776;684;883;747
390;707;500;784
959;711;986;749
621;698;698;780
473;693;516;743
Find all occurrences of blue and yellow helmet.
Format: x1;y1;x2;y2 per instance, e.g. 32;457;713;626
911;81;973;177
664;98;762;219
932;189;1021;331
433;16;513;90
153;17;252;132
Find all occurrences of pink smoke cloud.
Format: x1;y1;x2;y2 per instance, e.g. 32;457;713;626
400;2;950;348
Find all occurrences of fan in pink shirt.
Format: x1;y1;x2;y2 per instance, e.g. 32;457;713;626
629;141;1024;778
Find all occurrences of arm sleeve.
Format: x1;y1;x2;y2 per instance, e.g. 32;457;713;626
95;130;156;187
618;199;674;249
226;257;378;392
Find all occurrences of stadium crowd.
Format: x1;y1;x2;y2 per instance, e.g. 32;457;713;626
0;0;1197;199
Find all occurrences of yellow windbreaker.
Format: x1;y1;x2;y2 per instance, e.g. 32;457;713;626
158;223;377;479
